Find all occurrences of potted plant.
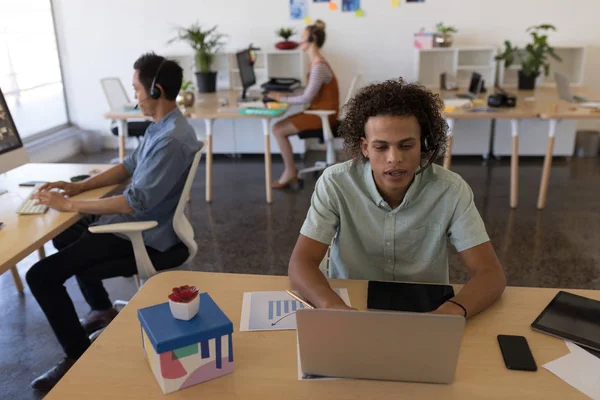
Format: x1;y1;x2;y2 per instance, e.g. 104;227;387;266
176;80;195;108
434;22;458;48
275;27;298;50
168;23;227;93
495;24;562;90
168;285;200;321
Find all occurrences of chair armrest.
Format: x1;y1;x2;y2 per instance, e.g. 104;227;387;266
88;221;158;234
304;110;336;117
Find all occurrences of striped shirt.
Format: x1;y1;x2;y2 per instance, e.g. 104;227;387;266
283;62;333;105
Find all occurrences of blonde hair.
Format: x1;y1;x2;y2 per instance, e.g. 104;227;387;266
307;19;327;48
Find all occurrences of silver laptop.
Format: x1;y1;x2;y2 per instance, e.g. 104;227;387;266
296;309;465;383
555;72;590;103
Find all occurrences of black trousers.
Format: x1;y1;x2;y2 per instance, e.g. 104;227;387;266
25;216;187;359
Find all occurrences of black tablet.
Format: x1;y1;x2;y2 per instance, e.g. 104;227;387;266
531;291;600;351
367;281;455;313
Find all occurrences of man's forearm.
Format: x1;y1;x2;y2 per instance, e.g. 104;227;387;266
70;195;133;215
80;164;130;192
289;259;346;308
440;267;506;318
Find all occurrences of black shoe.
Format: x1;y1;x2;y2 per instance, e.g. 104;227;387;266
31;358;77;392
79;308;119;334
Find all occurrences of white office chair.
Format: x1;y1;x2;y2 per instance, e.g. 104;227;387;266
100;78;150;151
88;144;205;286
298;73;362;180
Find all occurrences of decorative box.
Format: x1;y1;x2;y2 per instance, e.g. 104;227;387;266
137;293;234;394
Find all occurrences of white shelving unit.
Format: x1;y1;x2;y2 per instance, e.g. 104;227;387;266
415;46;497;89
497;46;585;88
170;50;308;155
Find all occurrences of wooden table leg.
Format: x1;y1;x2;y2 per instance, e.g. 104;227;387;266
537;119;558;210
10;266;24;294
204;119;214;203
262;119;273;204
38;246;46;260
443;118;455;169
118;119;128;162
510;119;519;209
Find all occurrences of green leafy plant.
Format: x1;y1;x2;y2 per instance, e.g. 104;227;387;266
495;24;562;78
180;80;194;92
436;22;458;35
168;23;227;73
277;27;296;41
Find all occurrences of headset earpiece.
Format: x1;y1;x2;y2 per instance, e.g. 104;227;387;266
149;59;166;100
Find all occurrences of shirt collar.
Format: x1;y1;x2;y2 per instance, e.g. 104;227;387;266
147;106;181;135
362;161;422;210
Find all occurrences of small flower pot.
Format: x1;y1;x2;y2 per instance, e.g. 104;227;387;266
169;295;200;321
275;41;299;50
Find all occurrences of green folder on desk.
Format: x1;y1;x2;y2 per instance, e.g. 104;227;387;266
238;108;286;117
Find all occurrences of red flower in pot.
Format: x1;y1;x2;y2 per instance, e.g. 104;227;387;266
169;285;199;303
275;27;299;51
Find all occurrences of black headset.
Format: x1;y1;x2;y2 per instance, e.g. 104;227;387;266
307;27;315;43
149;59;167;100
415;120;442;175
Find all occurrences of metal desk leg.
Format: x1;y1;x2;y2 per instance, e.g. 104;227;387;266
204;119;214;203
262;118;273;204
510;119;520;209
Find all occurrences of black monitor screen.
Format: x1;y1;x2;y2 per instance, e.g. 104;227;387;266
236;50;256;90
468;72;482;95
0;87;23;156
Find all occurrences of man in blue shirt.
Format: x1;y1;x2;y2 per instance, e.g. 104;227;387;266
26;53;201;392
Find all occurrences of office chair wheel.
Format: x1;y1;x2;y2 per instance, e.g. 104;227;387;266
296;178;305;189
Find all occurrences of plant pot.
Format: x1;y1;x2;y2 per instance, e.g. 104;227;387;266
275;40;299;50
195;72;217;94
169;295;200;321
434;33;453;48
518;70;537;90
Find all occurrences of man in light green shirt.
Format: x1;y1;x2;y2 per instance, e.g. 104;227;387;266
289;79;506;319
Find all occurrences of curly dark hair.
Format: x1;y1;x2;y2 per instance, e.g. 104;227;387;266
339;78;448;163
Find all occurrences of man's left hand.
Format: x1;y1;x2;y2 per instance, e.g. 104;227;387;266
31;191;75;212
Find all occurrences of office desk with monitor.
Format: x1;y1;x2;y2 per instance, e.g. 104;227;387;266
46;271;598;399
104;90;288;204
0;163;116;293
440;86;600;209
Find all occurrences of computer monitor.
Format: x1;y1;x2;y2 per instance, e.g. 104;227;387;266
236;49;259;102
0;87;29;194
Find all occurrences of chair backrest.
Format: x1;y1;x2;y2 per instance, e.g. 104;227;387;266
100;77;130;110
343;73;362;107
173;143;206;265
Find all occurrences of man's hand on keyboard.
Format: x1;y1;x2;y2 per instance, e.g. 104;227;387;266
38;181;84;197
31;191;74;212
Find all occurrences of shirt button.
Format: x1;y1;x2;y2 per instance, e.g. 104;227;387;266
386;242;391;246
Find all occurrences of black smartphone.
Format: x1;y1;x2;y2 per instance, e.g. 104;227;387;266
19;180;48;187
497;335;537;371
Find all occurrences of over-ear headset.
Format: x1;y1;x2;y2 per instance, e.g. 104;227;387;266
307;26;315;43
415;120;441;175
149;59;167;100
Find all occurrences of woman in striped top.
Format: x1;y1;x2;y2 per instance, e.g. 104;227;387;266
267;20;340;189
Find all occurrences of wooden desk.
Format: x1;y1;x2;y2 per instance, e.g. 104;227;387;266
439;87;599;209
0;163;116;293
104;90;287;204
47;271;597;399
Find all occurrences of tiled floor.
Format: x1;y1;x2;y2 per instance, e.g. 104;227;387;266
1;151;599;399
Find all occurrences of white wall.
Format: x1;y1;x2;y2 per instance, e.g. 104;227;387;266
53;0;600;135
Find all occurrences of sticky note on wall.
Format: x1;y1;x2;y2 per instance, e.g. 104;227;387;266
392;0;400;6
329;2;337;11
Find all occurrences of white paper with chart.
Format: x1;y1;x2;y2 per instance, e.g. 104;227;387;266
239;289;351;332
